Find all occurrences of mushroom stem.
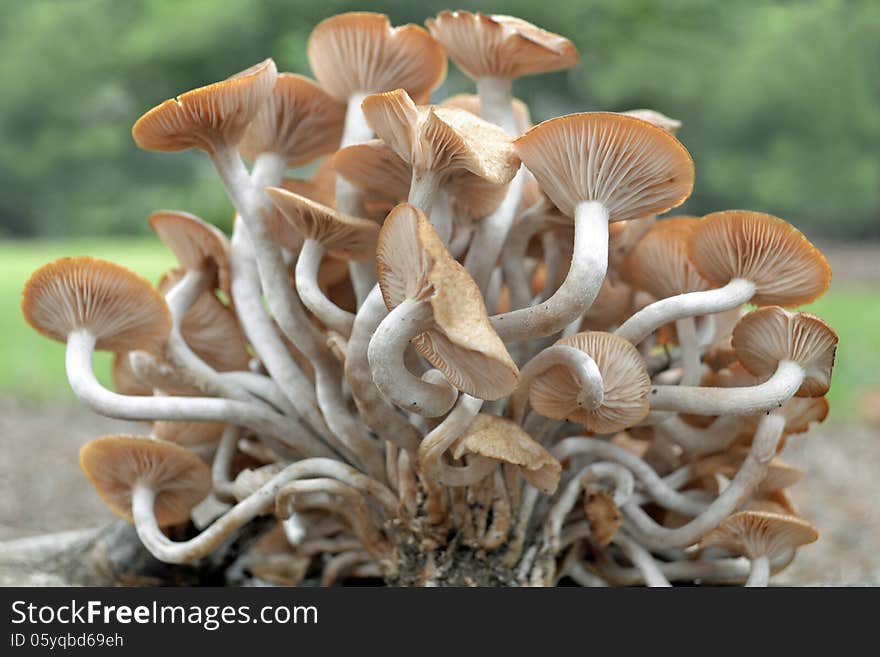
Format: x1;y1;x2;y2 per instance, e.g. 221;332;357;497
66;328;336;459
615;278;756;344
429;188;454;245
408;169;442;223
510;345;604;424
656;414;742;456
342;92;373;148
295;240;355;336
500;200;549;310
621;413;787;548
475;76;518;136
344;286;422;451
675;316;702;386
600;556;754;585
491;200;609;342
464;167;526;293
648;360;805;415
745;555;770;587
211;425;240;502
614;532;672;587
131;458;395;564
367;297;458;417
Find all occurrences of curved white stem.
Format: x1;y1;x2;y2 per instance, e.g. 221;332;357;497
649;360;805;415
656;414;742;456
418;394;493;487
510;345;604;424
616;279;756;344
745;555;770;587
367;298;458;417
295;240;355;336
614;532;672;587
675;316;702;386
491;201;609;342
131;458;395;564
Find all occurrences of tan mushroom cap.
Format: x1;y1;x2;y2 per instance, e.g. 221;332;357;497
621;216;710;298
514;112;695;220
332;139;411;202
700;510;818;560
622;109;682;134
307;12;446;103
22;257;171;352
361;89;520;185
608;216;656;275
132;59;278;153
79;435;211;527
153;420;226;446
149;210;231;293
581;278;633;331
732;307;838;397
688;211;831;307
159;269;250;372
265;173;337;252
694;446;804;494
530;331;652;433
239;73;345;165
441;93;532;134
425;11;578;80
377;204;519;400
265;187;379;260
451;414;561;494
112;351;152;396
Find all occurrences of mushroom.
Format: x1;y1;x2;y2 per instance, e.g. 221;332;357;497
360;89;520;238
616;211;832;344
649;307;838;415
265;187;379;336
490;113;695;342
369;203;519;416
621;216;710;384
700;511;818;586
513;332;652;435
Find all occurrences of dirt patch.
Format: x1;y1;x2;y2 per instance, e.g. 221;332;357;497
1;398;876;585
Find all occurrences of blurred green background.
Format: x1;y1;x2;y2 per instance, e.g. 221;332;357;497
1;0;878;420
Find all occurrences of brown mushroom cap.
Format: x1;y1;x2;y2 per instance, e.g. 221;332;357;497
732;307;838;397
132;59;278;153
622;109;682;134
149;210;231;293
112;351;153;396
425;11;578;80
159;269;250;372
700;510;818;560
22;257;171;352
376;204;519;400
361;89;520;185
79;435;211;526
265;187;379;260
451;414;561;494
153;420;227;446
332;139;411;202
514;112;694;220
530;331;652;433
688;211;831;307
441;93;532;134
581;278;634;331
239;73;345;166
621;216;710;298
307;12;446;103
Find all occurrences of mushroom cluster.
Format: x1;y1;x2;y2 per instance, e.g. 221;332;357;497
22;10;838;587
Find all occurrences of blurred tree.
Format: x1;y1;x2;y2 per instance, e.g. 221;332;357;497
0;0;877;238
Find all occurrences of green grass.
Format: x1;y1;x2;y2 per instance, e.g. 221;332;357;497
1;238;876;423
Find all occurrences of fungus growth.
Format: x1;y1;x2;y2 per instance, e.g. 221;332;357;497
22;10;839;587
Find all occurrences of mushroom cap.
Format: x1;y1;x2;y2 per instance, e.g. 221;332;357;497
22;257;171;352
361;89;520;185
622;109;682;134
700;510;818;560
79;435;211;527
153;420;227;446
530;331;652;433
265;187;379;260
265;173;337;252
441;93;532;134
688;210;831;306
239;73;345;166
148;210;231;293
132;59;278;153
694;446;804;494
621;216;710;298
159;269;250;372
307;12;446;102
377;204;519;400
732;307;837;397
451;414;561;494
581;278;633;331
608;215;656;275
514;112;694;220
425;11;578;80
332;139;411;202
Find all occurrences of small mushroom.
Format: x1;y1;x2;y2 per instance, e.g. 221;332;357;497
616;211;832;344
700;511;818;586
491;113;695;342
369;203;519;416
